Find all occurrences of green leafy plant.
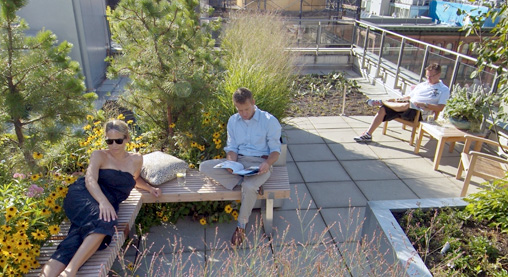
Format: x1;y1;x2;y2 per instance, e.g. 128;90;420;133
444;84;502;132
463;172;508;232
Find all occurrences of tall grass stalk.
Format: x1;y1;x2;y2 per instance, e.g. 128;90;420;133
218;11;297;120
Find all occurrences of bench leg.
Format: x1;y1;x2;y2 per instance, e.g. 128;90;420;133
262;197;274;237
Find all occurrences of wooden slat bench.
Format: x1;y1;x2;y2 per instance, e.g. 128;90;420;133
29;166;289;276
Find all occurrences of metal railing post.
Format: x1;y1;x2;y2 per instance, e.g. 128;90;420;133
419;45;430;83
394;37;405;90
450;55;461;88
374;31;386;79
362;26;370;69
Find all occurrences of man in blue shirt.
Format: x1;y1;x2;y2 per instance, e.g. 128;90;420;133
200;87;282;246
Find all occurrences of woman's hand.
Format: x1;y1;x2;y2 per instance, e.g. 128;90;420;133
99;200;117;222
151;187;161;198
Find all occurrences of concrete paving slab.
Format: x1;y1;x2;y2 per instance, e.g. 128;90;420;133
355;180;418;201
367;141;420;159
306;181;367;208
288;143;336;161
313;121;352;130
308;116;347;124
283;118;314;130
271;209;331;246
319;129;363;143
329;142;379;160
402;177;462;198
342;160;399;181
279;183;317;210
285;129;325;144
296;161;351;182
142;221;206;253
321;207;366;243
204;211;263;250
384;158;446;179
286;162;304;183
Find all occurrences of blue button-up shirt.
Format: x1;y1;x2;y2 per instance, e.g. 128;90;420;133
224;106;282;157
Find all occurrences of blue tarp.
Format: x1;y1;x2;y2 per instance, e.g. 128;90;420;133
429;0;498;27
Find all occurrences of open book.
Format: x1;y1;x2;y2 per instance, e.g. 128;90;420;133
213;161;259;176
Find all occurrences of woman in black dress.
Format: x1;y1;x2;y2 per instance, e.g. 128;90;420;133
41;119;161;277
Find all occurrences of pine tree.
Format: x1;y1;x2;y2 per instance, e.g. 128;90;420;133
107;0;221;141
0;0;96;165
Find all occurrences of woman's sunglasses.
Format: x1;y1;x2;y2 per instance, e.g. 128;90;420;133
105;138;125;145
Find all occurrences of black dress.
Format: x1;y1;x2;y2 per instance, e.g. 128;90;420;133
51;169;136;265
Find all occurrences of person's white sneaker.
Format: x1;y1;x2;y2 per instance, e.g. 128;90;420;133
366;99;383;107
354;132;372;142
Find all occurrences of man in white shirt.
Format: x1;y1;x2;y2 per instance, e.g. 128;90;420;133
354;63;450;142
200;87;281;245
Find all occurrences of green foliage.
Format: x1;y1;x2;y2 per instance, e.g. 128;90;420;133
0;2;95;167
217;11;297;121
135;201;239;234
464;172;508;233
400;206;508;275
106;0;222;143
459;4;508;122
444;84;503;132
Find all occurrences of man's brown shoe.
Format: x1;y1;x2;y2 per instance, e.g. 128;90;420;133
231;227;245;246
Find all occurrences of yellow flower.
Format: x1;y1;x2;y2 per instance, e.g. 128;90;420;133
189;163;195;169
1;225;12;232
203;112;210;117
94;120;102;126
169;123;176;128
48;225;60;235
127;119;134;125
41;208;52;217
127;262;134;271
199;218;207;225
83;124;92;131
190;141;198;148
202;118;211;125
44;198;54;207
6;206;17;216
224;205;233;214
5;213;14;221
31;230;48;241
86;115;94;121
232;210;239;220
52;205;62;213
213;132;221;139
32;152;43;159
198;145;205;151
31;259;40;269
65;176;75;184
117;114;125;120
162;216;168;222
215;144;222;149
17;219;29;230
30;174;40;181
213;138;222;145
0;255;7;267
185;132;193;138
213;155;222;159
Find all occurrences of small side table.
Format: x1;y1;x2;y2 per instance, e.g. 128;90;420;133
414;122;468;170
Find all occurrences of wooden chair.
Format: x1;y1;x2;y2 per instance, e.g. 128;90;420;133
456;134;508;197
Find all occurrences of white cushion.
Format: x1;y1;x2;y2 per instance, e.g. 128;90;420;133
140;151;188;186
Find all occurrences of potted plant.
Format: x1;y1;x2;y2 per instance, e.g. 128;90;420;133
443;84;502;132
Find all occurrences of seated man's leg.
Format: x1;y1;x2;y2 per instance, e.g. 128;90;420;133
381;101;410;112
199;159;242;190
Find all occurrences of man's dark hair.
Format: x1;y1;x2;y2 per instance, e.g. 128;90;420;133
233;87;253;104
425;63;441;73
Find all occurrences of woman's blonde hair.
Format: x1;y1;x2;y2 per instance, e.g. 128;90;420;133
104;119;130;139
